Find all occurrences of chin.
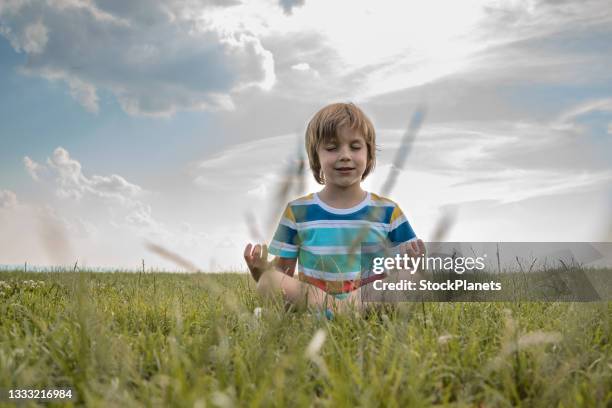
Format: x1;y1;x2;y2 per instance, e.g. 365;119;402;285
333;179;360;188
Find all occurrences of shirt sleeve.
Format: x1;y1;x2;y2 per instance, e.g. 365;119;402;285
268;204;299;259
388;204;417;244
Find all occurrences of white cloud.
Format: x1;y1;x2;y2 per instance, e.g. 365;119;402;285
21;19;48;54
289;61;320;78
291;62;310;71
38;147;204;248
0;0;28;15
17;65;100;112
0;189;18;208
192;133;301;192
0;19;48;55
11;147;219;268
246;182;268;199
41;147;143;205
124;203;158;229
47;0;130;26
555;98;612;130
65;75;99;113
23;156;45;181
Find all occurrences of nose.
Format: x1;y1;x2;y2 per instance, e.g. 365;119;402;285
338;145;351;161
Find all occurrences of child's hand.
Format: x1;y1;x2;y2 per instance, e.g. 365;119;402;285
399;238;426;258
244;243;269;281
393;239;426;278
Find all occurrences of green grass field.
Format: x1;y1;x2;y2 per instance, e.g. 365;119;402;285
0;271;610;407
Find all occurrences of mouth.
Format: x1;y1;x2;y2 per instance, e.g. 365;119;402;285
336;167;354;175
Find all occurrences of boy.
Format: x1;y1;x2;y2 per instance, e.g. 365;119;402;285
244;102;424;312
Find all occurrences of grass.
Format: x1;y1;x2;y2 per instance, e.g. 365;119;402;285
0;270;610;407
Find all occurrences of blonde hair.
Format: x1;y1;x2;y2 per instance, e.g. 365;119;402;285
305;102;376;185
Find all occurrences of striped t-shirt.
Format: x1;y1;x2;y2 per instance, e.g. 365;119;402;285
268;192;417;294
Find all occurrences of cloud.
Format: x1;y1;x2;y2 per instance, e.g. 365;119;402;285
23;156;45;181
192;133;300;192
291;62;310;71
555;98;612;130
25;147;144;210
124;203;158;229
246;182;268;199
481;0;612;39
13;146;218;268
39;147;210;242
24;68;101;113
356;1;612;99
0;189;18;208
2;0;611;118
279;0;305;15
0;0;27;15
0;18;48;54
0;0;276;117
289;61;319;79
47;0;130;26
215;236;237;249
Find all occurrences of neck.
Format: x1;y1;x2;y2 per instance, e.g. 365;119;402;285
318;184;366;208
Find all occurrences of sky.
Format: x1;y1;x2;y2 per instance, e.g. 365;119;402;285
0;0;611;271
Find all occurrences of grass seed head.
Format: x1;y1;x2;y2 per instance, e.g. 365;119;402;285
305;328;326;360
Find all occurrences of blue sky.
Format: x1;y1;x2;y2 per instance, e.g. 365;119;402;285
0;0;611;270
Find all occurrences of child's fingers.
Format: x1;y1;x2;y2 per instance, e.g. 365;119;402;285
410;240;419;255
401;242;416;258
253;244;262;259
417;239;426;255
244;243;253;260
401;242;411;257
262;244;268;261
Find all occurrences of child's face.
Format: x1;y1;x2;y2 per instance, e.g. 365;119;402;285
317;126;368;188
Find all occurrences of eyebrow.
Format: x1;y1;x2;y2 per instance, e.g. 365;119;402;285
325;136;364;143
322;136;364;146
